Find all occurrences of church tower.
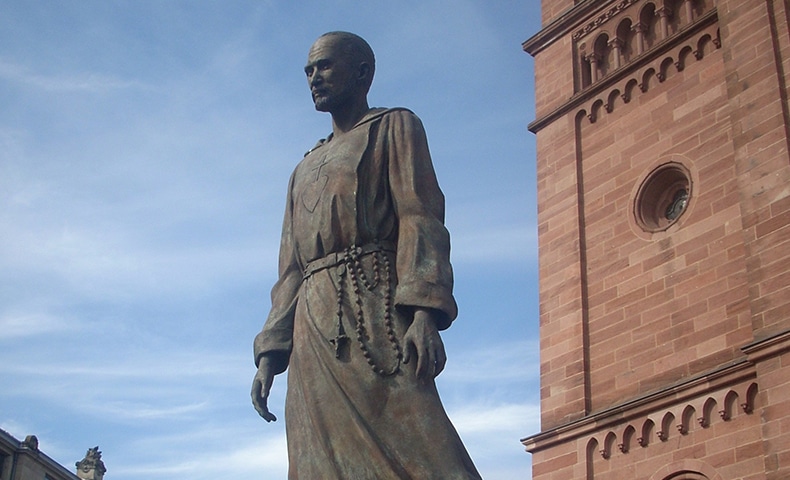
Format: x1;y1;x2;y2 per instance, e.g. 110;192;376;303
522;0;790;478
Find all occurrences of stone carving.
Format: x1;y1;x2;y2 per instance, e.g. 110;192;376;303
250;32;480;479
75;446;106;480
573;0;640;40
574;0;716;91
22;435;38;451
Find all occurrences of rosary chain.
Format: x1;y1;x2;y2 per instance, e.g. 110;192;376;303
335;241;402;376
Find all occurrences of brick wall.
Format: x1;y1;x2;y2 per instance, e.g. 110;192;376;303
718;0;790;340
745;332;790;479
526;0;790;478
579;43;753;411
533;36;576;121
536;112;588;429
541;0;576;26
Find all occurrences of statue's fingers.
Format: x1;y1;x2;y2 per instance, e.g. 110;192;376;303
262;409;277;423
251;380;262;405
425;346;437;379
415;346;428;379
434;349;447;377
252;395;265;416
251;379;271;419
402;341;412;365
252;393;278;422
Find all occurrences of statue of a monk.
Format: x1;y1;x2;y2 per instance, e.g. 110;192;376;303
251;31;481;479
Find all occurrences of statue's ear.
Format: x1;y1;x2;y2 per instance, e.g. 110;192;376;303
358;62;371;83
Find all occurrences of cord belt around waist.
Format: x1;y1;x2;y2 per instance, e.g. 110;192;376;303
302;241;396;280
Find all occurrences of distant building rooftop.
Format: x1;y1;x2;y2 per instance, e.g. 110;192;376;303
0;429;105;480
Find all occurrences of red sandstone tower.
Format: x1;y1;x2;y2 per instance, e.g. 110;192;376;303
522;1;790;478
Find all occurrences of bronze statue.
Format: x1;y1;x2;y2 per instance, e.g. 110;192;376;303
251;31;481;479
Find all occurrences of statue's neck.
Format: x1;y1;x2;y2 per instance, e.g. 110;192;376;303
330;98;370;136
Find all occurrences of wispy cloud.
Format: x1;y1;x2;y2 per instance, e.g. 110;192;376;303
0;312;76;339
450;400;539;479
0;420;35;439
98;401;210;421
442;340;540;383
0;350;245;381
451;402;540;434
0;58;149;93
452;224;538;265
112;432;288;478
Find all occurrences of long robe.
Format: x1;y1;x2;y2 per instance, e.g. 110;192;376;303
254;108;480;479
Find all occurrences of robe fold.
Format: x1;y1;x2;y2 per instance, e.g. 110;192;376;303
254;108;481;479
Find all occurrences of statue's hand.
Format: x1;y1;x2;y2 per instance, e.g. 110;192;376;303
402;308;447;381
251;357;278;422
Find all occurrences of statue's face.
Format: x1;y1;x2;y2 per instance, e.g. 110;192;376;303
304;36;362;113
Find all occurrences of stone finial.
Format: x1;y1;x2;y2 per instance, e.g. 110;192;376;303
22;435;39;451
75;446;107;480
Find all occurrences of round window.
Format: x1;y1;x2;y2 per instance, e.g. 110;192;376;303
633;162;692;232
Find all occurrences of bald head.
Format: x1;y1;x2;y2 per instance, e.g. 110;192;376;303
305;32;376;119
314;31;375;93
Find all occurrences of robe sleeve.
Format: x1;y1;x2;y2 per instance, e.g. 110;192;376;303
384;110;458;330
253;171;301;374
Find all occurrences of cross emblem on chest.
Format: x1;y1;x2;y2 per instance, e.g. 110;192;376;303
311;154;329;181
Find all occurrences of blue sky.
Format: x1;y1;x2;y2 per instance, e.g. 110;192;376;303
0;1;541;478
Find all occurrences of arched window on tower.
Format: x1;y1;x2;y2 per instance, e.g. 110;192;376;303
593;33;611;79
640;3;658;50
579;43;593;88
665;0;684;36
616;18;634;64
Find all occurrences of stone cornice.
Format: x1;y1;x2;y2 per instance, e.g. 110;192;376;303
573;0;642;41
521;357;754;453
523;0;619;56
741;328;790;362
